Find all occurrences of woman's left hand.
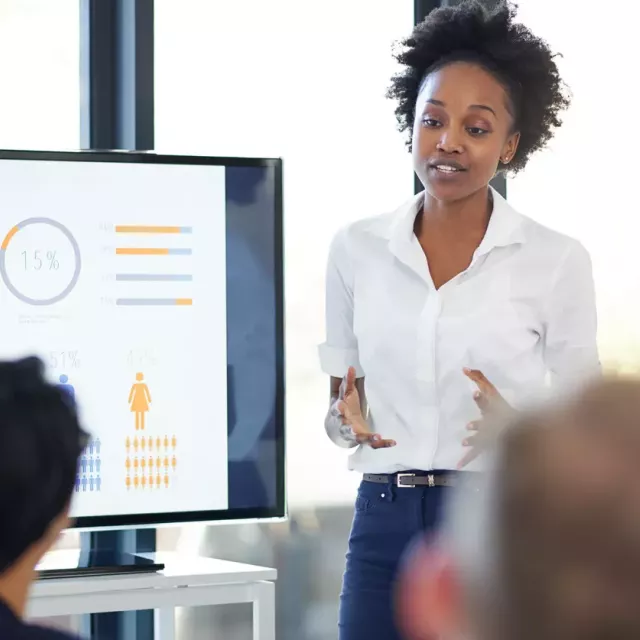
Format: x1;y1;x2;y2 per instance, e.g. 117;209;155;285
457;367;514;469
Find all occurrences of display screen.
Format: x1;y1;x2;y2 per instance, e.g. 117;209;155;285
0;150;284;528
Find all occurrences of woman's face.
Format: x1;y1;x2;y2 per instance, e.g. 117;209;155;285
412;61;520;203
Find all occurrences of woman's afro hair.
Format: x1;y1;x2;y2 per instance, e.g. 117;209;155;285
387;1;570;173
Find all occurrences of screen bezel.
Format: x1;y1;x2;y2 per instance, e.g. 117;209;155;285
0;149;286;529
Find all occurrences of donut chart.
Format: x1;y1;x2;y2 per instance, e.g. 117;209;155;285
0;217;81;305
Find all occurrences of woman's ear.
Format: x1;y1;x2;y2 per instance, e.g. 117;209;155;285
500;131;521;166
395;538;465;640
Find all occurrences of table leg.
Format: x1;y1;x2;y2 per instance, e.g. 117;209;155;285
154;608;176;640
253;581;275;640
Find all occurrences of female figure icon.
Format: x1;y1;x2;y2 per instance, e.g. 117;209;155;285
128;372;151;431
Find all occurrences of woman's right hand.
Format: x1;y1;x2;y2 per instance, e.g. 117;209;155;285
332;367;396;449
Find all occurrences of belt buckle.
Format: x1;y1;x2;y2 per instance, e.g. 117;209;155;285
396;473;416;488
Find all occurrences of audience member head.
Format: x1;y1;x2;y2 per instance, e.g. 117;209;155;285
397;378;640;640
0;357;87;615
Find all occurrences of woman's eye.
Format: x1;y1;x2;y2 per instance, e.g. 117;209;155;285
422;118;441;128
467;127;489;136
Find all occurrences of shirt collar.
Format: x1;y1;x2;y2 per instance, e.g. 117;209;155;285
388;186;526;261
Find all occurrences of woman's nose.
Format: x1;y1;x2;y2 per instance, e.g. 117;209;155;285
436;129;464;154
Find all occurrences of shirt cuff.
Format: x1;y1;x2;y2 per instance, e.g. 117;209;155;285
318;343;364;378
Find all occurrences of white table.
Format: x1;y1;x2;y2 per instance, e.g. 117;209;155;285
27;551;277;640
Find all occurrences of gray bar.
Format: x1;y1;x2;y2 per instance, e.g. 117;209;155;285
167;248;192;255
116;299;191;306
116;274;193;282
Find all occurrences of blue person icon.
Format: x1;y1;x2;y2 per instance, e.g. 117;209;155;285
75;476;80;492
81;455;88;473
96;456;101;473
81;476;87;492
58;374;75;403
89;475;95;491
95;437;101;455
96;476;102;492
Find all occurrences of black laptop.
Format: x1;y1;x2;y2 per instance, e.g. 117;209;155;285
37;550;164;579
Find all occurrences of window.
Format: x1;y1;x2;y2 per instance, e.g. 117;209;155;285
0;0;80;151
156;0;414;506
508;0;639;373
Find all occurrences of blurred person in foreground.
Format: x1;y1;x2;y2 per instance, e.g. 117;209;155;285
0;357;88;639
397;377;640;640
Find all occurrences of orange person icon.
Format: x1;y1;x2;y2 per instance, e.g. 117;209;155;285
133;437;139;454
171;455;177;471
156;457;161;470
164;473;169;489
155;436;161;450
164;456;169;470
141;457;147;471
163;435;169;451
141;437;146;452
125;457;131;474
126;476;131;490
171;435;177;450
141;475;147;489
156;473;162;488
129;372;151;430
148;436;153;451
133;475;139;490
126;436;131;453
133;457;139;471
149;455;154;469
148;474;154;489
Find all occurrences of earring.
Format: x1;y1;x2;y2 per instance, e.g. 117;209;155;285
502;156;510;164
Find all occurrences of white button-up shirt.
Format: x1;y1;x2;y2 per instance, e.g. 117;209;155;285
318;188;599;473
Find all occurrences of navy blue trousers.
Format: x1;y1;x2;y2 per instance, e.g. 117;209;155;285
339;476;449;640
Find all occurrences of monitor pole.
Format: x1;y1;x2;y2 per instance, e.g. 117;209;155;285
79;1;156;638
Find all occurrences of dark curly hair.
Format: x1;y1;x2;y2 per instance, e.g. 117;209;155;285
387;0;570;173
0;357;88;573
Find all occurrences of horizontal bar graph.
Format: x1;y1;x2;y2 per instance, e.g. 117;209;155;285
115;225;192;234
116;274;193;282
115;248;192;256
112;224;194;308
116;298;193;306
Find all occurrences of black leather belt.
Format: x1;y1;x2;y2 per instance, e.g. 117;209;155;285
363;472;456;488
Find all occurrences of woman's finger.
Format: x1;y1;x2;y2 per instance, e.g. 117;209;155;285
467;420;482;431
464;367;498;396
355;432;396;448
462;433;481;447
457;448;480;470
370;438;397;449
344;366;357;395
473;390;490;414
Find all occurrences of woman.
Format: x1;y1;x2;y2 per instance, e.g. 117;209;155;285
318;2;599;639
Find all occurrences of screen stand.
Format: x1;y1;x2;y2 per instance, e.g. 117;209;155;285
80;530;157;640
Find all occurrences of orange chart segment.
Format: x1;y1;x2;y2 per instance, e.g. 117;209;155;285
115;226;192;234
115;247;193;256
1;226;19;250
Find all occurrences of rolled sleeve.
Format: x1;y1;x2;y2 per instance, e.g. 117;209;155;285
544;240;600;391
318;228;364;379
318;344;364;378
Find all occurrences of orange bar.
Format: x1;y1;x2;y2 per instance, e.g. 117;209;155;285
175;298;193;306
115;226;183;234
1;226;19;250
116;248;170;255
